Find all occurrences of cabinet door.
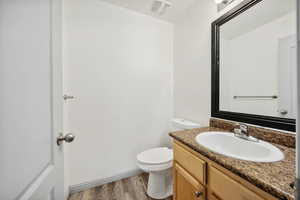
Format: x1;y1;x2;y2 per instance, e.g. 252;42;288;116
174;163;205;200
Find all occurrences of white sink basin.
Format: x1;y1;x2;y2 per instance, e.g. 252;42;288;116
195;132;284;162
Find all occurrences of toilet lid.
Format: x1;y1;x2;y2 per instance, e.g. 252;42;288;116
137;147;173;164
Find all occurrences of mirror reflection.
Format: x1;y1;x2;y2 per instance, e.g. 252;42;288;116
219;0;297;119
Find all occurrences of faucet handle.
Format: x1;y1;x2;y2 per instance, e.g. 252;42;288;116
240;123;248;131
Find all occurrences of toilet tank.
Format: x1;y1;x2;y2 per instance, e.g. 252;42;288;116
171;118;201;131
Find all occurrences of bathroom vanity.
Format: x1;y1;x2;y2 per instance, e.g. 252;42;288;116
170;119;295;200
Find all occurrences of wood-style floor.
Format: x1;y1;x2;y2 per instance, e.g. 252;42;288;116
68;173;172;200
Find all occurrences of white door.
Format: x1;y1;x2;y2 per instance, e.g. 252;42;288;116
278;35;297;119
0;0;65;200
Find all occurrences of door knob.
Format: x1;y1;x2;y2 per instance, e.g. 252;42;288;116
57;133;75;146
278;109;288;115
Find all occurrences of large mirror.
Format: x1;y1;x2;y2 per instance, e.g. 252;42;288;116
212;0;296;131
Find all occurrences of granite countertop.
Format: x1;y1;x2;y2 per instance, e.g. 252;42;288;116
169;127;295;200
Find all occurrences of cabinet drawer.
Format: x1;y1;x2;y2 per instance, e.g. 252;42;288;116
174;142;206;184
208;166;265;200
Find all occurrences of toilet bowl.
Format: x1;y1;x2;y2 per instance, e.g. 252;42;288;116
137;147;173;199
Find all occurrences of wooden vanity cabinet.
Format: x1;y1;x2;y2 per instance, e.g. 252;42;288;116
174;163;206;200
173;141;278;200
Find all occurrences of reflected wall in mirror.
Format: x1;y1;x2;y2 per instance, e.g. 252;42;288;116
212;0;297;131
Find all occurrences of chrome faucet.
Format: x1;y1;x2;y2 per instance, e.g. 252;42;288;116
234;123;259;142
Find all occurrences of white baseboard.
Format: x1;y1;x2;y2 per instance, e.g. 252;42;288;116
69;168;142;194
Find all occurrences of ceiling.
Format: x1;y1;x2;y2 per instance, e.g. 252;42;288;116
98;0;198;22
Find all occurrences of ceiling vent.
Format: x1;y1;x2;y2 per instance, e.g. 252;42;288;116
151;0;172;15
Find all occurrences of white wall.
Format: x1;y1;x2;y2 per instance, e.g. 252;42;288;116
173;0;216;126
63;0;174;186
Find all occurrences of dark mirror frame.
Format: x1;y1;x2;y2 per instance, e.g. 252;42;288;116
211;0;296;132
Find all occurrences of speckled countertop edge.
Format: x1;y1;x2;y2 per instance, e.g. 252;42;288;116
169;127;295;200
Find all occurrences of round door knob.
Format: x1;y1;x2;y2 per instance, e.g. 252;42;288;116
195;191;203;198
57;133;75;146
280;109;288;115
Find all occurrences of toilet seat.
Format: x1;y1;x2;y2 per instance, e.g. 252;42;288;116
138;161;172;172
137;147;173;165
137;147;173;172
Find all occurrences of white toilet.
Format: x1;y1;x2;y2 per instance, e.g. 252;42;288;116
137;118;201;199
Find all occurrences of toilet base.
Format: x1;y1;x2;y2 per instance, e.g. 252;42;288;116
147;168;173;199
